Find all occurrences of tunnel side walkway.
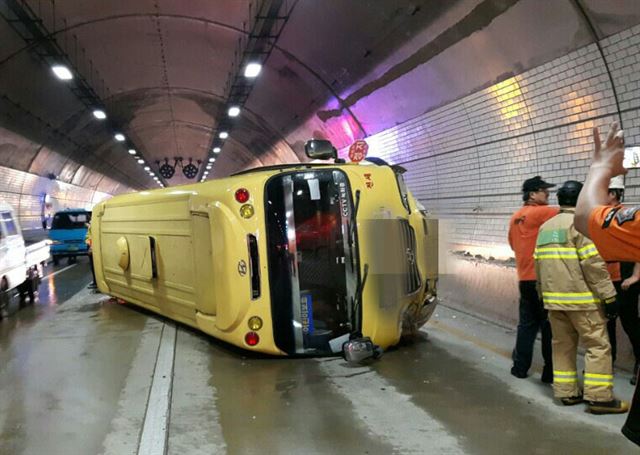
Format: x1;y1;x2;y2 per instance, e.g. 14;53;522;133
0;261;637;454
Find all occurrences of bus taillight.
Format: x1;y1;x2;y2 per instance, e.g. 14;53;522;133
245;332;260;346
248;316;263;330
235;188;250;203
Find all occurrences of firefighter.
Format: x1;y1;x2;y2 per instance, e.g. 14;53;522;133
508;176;558;382
575;122;640;444
604;176;640;384
535;180;628;414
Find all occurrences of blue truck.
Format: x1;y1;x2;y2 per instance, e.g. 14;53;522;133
49;209;91;265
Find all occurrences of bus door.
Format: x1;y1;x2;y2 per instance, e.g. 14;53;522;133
265;170;360;355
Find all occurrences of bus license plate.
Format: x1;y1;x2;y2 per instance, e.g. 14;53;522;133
300;293;314;335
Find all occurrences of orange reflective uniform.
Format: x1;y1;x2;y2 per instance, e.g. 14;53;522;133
509;204;559;281
588;205;640;262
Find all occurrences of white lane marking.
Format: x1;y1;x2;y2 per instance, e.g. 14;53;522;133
317;359;464;454
138;324;177;455
42;263;77;280
167;329;226;455
101;320;164;455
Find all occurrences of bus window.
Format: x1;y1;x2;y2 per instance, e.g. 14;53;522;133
266;170;359;355
1;212;18;236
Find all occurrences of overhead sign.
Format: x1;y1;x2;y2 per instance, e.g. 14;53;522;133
348;140;369;163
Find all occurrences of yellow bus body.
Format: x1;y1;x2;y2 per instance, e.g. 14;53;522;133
92;163;438;355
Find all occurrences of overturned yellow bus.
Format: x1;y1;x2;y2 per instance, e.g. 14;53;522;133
92;140;438;357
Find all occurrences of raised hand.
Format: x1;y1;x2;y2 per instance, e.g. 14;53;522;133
592;122;626;177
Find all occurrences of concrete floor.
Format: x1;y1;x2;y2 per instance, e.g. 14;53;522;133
0;259;637;454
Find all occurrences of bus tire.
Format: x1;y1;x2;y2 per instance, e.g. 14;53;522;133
52;255;60;266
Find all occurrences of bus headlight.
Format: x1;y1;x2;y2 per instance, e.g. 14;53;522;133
240;204;254;219
248;316;263;331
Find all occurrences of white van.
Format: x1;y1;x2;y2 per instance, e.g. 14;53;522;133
0;202;50;318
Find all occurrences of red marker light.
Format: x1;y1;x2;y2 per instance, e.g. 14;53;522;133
245;331;260;346
235;188;250;203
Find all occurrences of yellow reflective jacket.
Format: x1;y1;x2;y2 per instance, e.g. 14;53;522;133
534;208;616;311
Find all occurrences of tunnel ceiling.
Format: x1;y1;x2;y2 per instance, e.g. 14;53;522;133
1;0;639;190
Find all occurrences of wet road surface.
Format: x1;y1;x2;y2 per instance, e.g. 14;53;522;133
0;258;637;454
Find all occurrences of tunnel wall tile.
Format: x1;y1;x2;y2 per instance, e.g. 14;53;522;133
0;165;113;231
365;23;640;253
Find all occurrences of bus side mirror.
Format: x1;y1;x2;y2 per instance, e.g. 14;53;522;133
342;337;383;363
304;139;337;160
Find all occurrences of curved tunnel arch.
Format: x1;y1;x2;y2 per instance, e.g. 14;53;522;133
0;12;368;149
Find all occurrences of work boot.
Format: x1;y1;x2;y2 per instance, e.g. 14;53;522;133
541;365;553;384
587;399;629;415
560;395;583;406
510;366;527;379
631;362;639;386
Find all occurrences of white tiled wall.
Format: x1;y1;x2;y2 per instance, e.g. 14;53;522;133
365;23;640;254
0;165;112;231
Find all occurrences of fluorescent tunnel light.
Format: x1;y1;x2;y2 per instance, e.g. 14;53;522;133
52;65;73;80
244;63;262;78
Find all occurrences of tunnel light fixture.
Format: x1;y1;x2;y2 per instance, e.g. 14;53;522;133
144;166;150;171
92;109;107;120
114;133;125;142
228;106;240;117
206;165;212;170
204;171;209;176
244;62;262;78
52;64;73;81
213;147;221;154
219;131;228;139
128;149;136;155
208;157;215;162
148;172;154;176
137;159;144;164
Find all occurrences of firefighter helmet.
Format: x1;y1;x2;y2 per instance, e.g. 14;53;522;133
557;180;583;207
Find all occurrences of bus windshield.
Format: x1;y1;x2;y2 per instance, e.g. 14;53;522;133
265;170;359;355
51;212;91;230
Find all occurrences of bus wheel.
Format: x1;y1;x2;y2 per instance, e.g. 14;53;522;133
52;255;60;266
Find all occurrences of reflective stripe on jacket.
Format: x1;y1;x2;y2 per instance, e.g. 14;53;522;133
534;208;616;311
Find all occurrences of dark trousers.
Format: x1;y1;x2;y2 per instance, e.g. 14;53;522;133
88;250;97;286
608;281;640;364
623;376;640;446
512;280;553;374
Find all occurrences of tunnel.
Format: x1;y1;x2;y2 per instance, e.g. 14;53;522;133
1;0;640;453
